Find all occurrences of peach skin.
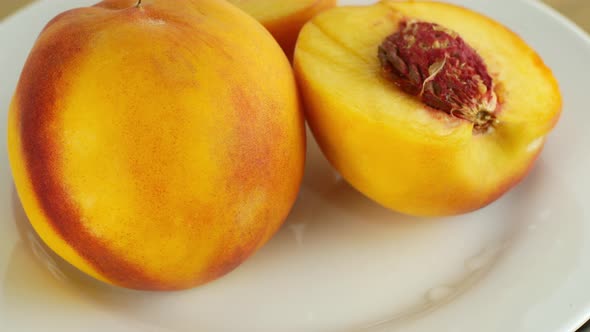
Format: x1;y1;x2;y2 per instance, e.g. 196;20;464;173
228;0;337;59
8;0;305;290
294;1;561;216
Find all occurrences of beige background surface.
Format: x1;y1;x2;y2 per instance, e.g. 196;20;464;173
0;0;589;32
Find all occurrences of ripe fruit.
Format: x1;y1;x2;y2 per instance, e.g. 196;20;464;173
8;0;305;290
294;1;561;216
228;0;336;59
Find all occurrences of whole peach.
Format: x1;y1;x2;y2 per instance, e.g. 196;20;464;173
8;0;305;290
228;0;336;59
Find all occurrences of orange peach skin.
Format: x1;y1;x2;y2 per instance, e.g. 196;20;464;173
8;0;305;290
229;0;336;59
294;1;561;216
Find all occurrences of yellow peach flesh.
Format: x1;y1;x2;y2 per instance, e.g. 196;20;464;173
294;1;561;216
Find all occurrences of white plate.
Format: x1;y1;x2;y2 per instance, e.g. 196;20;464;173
1;0;589;331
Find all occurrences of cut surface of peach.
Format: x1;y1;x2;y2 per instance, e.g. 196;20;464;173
229;0;336;58
294;0;561;216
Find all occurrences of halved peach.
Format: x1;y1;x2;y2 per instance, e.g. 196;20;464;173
229;0;336;59
294;1;561;216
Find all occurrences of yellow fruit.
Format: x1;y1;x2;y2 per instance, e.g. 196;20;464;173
294;1;561;216
229;0;336;59
8;0;305;290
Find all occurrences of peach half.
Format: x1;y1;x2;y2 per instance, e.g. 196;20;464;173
294;1;562;216
228;0;336;59
8;0;305;290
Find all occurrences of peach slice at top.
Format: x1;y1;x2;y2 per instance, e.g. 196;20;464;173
229;0;336;59
294;1;562;217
